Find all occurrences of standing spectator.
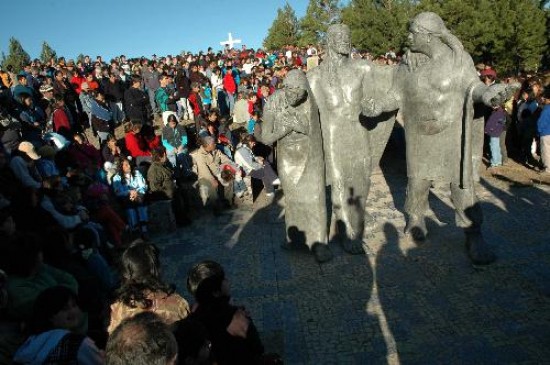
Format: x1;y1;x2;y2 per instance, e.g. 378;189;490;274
175;66;192;120
124;75;151;124
156;73;178;123
13;73;35;102
142;62;160;115
223;67;236;115
537;88;550;173
104;73;125;125
485;105;508;168
90;91;113;144
79;82;94;125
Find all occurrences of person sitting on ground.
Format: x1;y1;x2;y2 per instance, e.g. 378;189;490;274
112;157;149;238
106;312;178;365
186;260;266;365
147;147;192;226
234;134;279;198
13;286;104;365
108;241;190;334
17;92;46;146
161;113;191;175
191;136;235;211
101;134;125;164
124;120;158;165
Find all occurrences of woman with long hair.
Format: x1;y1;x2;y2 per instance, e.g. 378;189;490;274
111;156;149;238
107;240;190;334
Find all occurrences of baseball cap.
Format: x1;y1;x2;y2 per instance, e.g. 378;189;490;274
18;141;40;160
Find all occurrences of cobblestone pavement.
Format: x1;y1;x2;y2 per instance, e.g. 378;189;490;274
154;152;550;365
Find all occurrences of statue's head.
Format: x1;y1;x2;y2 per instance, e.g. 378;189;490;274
283;69;308;107
407;12;447;53
327;24;351;56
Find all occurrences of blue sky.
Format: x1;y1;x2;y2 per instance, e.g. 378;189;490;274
0;0;311;61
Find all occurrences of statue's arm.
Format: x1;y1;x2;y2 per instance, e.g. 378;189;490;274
258;94;293;145
360;61;402;117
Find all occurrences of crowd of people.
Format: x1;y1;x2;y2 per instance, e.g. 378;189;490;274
0;41;549;364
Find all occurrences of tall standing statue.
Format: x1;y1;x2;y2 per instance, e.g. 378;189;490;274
363;12;517;265
260;70;333;263
308;24;396;253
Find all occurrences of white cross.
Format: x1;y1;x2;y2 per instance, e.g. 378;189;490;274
220;33;242;49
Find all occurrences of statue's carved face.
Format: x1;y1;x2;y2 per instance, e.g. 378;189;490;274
327;27;351;56
285;87;308;107
407;22;431;53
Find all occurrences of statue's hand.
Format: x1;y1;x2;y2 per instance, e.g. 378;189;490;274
361;98;383;117
482;82;521;107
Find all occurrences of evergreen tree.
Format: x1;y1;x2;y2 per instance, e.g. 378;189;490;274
263;2;300;50
77;54;85;63
299;0;341;46
341;0;414;56
1;37;31;72
40;41;57;64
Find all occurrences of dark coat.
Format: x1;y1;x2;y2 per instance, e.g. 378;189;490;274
124;87;151;122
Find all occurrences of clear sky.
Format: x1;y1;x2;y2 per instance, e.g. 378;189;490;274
0;0;310;61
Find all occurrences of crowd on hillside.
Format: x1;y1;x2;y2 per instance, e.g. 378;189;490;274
0;42;549;364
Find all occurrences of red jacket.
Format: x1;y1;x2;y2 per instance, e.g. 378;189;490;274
188;92;202;117
223;73;236;94
53;107;71;134
125;131;152;157
70;75;86;94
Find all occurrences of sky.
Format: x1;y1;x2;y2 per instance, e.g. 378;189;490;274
0;0;310;61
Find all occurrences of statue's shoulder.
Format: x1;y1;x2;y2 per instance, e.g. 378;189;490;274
265;90;285;111
352;58;374;72
307;65;322;82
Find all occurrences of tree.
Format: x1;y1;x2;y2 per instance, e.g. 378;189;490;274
1;37;31;72
299;0;341;46
40;41;57;64
417;0;547;73
263;2;300;50
341;0;414;56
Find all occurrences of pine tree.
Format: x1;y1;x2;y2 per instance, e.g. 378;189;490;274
1;37;31;72
299;0;341;46
263;2;300;50
40;41;57;64
341;0;414;56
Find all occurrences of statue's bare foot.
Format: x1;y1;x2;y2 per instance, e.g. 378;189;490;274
341;239;365;255
312;244;334;263
405;216;427;242
466;232;496;266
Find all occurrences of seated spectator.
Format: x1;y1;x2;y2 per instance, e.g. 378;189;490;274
173;318;213;365
106;312;178;365
101;134;125;164
36;145;60;178
186;260;265;364
161;113;191;175
2;233;78;323
112;157;149;238
124;120;158;165
70;133;101;174
234;135;279;198
191;136;235;211
52;95;73;139
17;92;46;146
10;141;42;190
108;241;190;334
232;92;249;127
147;147;192;226
13;286;104;365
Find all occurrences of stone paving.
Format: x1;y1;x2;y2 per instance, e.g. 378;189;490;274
154;151;550;365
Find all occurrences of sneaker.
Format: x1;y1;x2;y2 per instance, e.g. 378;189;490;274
272;178;281;186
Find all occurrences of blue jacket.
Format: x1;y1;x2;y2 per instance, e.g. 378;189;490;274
537;104;550;137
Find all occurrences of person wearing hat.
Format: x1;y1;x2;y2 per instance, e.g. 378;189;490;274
79;82;93;124
9;141;42;190
38;84;55;122
537;88;550;173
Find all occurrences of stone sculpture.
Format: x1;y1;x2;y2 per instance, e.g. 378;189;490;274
260;70;333;263
307;24;396;254
363;12;517;265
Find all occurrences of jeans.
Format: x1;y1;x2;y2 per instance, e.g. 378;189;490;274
167;149;192;175
489;136;502;166
109;101;125;124
147;88;158;114
225;92;235;115
249;163;278;194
